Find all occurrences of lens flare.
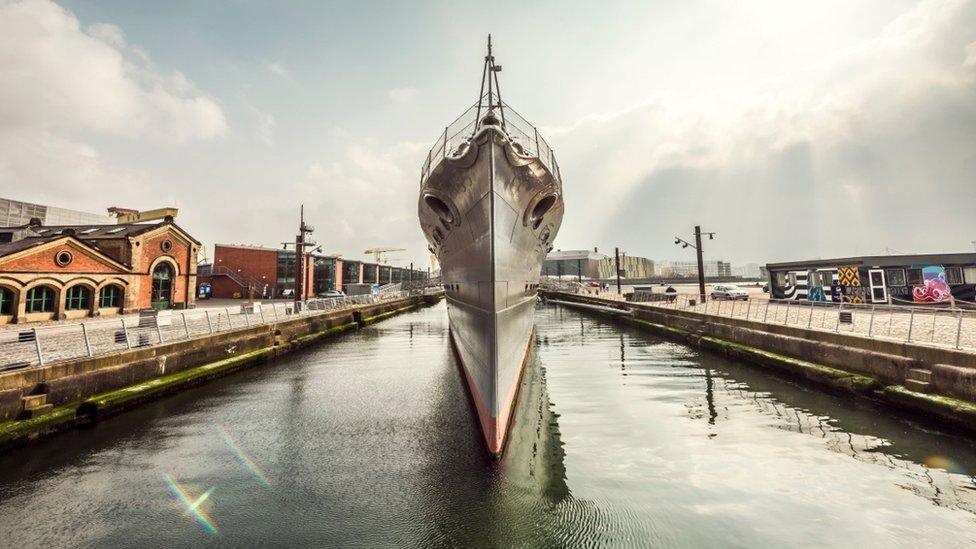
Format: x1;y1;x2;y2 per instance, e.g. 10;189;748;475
217;423;271;486
924;455;960;472
163;474;219;536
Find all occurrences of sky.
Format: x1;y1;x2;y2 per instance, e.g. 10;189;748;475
1;0;974;268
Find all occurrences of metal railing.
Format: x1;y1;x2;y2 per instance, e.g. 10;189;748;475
420;94;561;188
0;292;411;372
643;294;976;351
540;279;626;301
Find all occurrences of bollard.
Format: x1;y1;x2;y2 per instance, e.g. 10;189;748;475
182;312;190;339
206;310;214;334
746;299;752;320
33;327;44;366
907;308;915;342
273;303;279;321
156;317;164;344
225;308;232;329
259;306;266;324
807;301;814;329
731;300;737;318
931;311;938;344
763;300;770;323
956;312;964;349
81;322;93;357
121;318;131;349
243;306;250;327
868;305;875;337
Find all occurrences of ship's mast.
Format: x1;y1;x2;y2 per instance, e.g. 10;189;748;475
475;35;505;130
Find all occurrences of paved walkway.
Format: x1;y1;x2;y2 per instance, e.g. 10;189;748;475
645;294;976;352
0;295;400;371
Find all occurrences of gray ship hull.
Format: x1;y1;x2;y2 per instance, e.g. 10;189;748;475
420;125;563;455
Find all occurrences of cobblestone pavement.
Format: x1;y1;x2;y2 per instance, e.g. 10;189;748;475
0;295;405;371
646;294;976;352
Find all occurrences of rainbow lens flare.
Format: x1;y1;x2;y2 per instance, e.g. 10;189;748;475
163;474;219;536
217;423;271;486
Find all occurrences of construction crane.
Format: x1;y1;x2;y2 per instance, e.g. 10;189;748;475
364;247;405;264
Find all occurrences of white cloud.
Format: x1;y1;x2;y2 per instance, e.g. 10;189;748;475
387;86;419;103
288;137;429;260
0;0;227;141
549;0;976;263
0;0;228;215
267;61;293;81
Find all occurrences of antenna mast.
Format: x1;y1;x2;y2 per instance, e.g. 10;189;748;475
474;35;505;130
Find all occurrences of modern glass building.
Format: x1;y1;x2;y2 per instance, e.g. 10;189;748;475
1;197;112;228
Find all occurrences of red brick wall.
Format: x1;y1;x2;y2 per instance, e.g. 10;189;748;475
198;275;247;299
0;242;122;274
214;245;278;294
138;230;194;307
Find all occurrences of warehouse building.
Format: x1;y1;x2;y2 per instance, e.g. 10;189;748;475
541;249;605;279
200;243;427;299
766;253;976;304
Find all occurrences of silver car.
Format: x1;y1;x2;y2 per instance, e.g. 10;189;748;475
711;284;749;301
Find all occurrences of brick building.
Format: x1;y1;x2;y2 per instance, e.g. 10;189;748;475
0;218;200;324
201;243;427;299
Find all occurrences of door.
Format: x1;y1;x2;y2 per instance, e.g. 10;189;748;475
868;269;887;303
151;263;173;310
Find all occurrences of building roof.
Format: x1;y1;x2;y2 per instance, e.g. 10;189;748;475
0;237;51;256
0;219;200;259
766;252;976;270
545;249;606;261
215;243;286;253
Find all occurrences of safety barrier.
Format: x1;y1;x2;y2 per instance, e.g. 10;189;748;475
0;292;409;371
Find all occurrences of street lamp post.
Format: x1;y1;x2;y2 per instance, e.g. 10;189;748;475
615;247;622;295
674;225;716;304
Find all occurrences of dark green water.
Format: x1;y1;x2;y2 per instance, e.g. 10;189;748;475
1;302;975;547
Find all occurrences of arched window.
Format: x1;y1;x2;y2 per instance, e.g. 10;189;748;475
99;285;123;308
151;263;173;310
26;286;55;313
0;287;13;315
65;286;91;310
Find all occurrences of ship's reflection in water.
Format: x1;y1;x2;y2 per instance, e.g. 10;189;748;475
1;302;976;546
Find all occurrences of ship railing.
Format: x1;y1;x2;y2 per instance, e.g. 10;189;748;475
420;94;561;188
0;292;415;372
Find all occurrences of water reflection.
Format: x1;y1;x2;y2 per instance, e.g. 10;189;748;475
540;303;976;544
1;302;976;547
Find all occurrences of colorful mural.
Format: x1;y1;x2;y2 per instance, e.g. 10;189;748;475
805;269;826;302
913;265;952;303
837;265;864;303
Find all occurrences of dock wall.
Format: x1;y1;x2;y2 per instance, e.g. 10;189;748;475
0;294;442;450
544;291;976;432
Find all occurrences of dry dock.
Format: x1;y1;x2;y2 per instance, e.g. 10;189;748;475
542;290;976;433
0;293;443;451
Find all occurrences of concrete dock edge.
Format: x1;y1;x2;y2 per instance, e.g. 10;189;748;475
0;295;441;452
547;292;976;434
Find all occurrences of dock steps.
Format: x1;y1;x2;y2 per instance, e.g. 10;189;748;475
906;368;932;383
20;393;52;419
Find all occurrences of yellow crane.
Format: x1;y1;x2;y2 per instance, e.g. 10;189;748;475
364;247;406;264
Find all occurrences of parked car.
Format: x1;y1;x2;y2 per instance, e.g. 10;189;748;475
711;284;749;300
